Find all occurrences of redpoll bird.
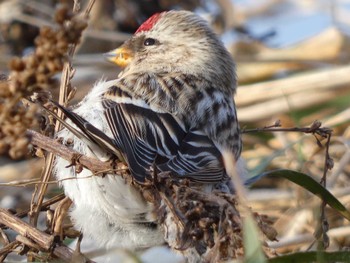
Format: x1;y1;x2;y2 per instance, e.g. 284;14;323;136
54;10;244;250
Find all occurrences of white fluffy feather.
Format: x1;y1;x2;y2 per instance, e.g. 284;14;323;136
54;79;163;249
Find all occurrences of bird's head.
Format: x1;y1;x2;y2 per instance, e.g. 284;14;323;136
106;10;236;92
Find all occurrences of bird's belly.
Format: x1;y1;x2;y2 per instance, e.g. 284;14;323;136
52;79;163;248
54;133;163;249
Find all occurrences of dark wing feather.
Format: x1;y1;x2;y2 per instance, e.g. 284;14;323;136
102;99;184;181
102;99;226;183
49;101;122;159
158;130;225;182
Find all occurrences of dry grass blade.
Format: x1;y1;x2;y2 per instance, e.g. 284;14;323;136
237;65;350;122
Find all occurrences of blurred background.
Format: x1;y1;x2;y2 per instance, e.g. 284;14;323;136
0;0;350;262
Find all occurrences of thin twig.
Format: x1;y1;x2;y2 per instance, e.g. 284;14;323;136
0;241;21;262
315;131;333;249
0;168;127;188
242;120;332;138
15;193;66;219
243;119;334;251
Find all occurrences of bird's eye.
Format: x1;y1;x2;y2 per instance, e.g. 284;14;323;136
144;38;156;46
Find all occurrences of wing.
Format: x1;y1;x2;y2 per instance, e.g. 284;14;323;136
49;82;228;183
102;99;185;182
158;129;226;182
103;99;226;183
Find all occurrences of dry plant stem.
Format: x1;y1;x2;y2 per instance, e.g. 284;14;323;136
16;235;42;251
0;209;95;262
0;208;53;250
27;129;125;173
315;133;332;249
16;193;65;219
29;160;53;226
0;194;66;231
0;228;9;246
29;66;70;226
245;120;334;250
242;120;332;137
29;0;95;227
0;241;21;262
237;65;350;106
52;197;73;240
158;190;186;229
236;65;350;121
0;228;11;262
268;225;350;251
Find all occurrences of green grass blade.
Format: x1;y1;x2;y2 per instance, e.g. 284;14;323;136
243;214;267;263
262;169;350;221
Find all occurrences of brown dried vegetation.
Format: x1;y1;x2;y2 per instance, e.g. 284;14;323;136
0;4;87;159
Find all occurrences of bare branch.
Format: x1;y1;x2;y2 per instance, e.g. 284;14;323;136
27;129;128;175
242;120;332;138
0;208;95;262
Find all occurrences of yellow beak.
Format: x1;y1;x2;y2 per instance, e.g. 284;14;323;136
104;46;133;67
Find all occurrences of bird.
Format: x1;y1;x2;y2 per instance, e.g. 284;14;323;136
54;10;245;251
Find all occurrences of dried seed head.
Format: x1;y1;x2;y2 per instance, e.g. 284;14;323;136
9;136;30;159
54;5;72;25
9;57;25;71
1;3;88;159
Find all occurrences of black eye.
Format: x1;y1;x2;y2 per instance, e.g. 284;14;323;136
144;38;156;46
